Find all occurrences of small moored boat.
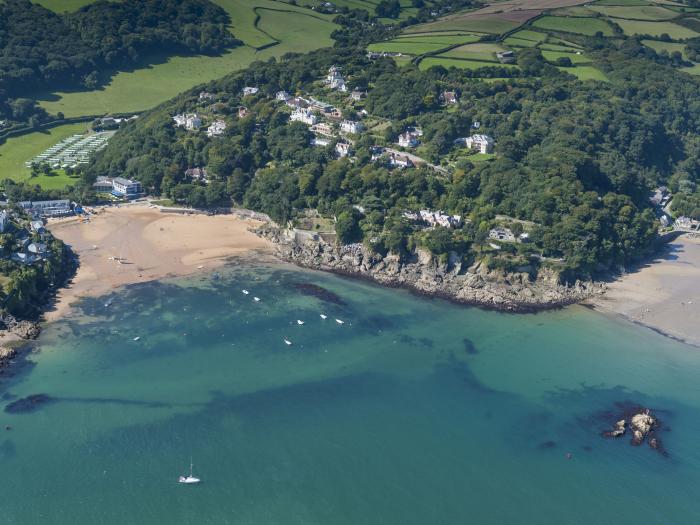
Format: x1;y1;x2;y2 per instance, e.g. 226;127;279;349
253;297;261;302
242;290;249;295
320;314;327;320
297;320;305;325
284;339;293;346
335;319;345;325
178;459;201;485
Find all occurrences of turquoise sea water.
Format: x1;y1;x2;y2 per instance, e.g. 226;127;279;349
2;262;700;524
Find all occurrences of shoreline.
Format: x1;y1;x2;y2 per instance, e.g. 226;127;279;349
586;233;700;348
44;203;273;321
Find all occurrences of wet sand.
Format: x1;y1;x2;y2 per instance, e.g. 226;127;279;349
589;234;700;347
46;204;272;320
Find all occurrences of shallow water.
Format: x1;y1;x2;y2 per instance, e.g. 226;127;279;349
2;263;699;524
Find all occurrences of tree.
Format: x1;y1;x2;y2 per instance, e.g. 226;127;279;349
335;209;362;244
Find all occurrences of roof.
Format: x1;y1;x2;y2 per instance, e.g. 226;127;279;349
113;177;139;185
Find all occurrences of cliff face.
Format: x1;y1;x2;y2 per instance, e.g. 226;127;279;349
257;228;603;312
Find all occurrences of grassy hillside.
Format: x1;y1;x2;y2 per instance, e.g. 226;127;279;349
37;2;337;118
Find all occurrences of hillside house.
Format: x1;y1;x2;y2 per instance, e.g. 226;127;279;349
442;91;458;105
340;120;364;134
311;137;330;147
370;146;385;161
290;108;317;125
389;153;414;169
351;90;367;101
199;91;215;100
30;220;44;234
335;142;351;157
242;86;259;96
92;176;114;192
457;134;495;154
287;97;310;109
310;123;334;136
398;132;420;148
111;178;142;199
185;167;209;183
489;227;515;242
237;106;248;118
207;120;227;137
173;113;202;130
276;91;291;102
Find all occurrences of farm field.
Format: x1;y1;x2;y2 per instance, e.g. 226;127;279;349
508;29;549;42
0;123;90;185
419;57;519;70
558;65;609;81
404;14;520;35
533;15;615;35
439;43;505;61
541;50;592;63
32;0;97;11
37;5;337;118
367;41;457;54
589;5;679;20
642;39;688;58
392;33;482;45
614;18;699;37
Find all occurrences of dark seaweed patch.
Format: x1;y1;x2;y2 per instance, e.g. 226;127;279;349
5;394;53;414
463;338;478;355
292;282;346;305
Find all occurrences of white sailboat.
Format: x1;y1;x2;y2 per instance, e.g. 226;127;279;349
335;319;345;325
253;297;261;302
297;320;305;325
284;339;293;346
320;314;327;320
178;458;201;484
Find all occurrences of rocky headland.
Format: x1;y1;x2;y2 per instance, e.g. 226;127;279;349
256;227;604;312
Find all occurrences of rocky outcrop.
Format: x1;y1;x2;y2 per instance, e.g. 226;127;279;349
256;227;603;312
602;406;665;454
0;315;41;372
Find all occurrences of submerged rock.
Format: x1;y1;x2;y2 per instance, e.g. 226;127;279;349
5;394;53;414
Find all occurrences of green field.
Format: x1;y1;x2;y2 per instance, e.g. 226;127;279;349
419;57;519;70
0;123;90;185
558;65;609;81
38;3;337;118
404;14;518;35
642;39;689;58
32;0;98;11
533;16;615;36
590;5;679;20
614;18;699;37
393;33;482;45
503;36;539;48
508;29;549;42
541;50;592;64
439;43;505;61
367;41;454;54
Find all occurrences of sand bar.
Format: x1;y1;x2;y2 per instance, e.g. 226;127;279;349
46;203;272;320
589;234;700;347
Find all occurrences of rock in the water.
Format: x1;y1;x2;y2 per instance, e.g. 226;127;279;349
602;406;664;454
5;394;53;414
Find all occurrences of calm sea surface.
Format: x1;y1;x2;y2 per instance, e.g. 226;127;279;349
2;263;699;524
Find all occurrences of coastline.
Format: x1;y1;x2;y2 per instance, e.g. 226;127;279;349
587;233;700;348
44;203;273;321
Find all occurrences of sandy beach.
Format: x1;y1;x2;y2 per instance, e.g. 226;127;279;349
46;204;272;320
589;233;700;347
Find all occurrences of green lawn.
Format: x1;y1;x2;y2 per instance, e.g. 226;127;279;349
558;65;610;81
614;18;699;38
367;41;454;55
37;5;337;118
419;57;519;70
30;170;83;190
681;62;700;75
533;16;615;36
590;5;679;20
0;123;90;185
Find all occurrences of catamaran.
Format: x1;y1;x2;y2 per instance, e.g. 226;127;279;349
178;459;201;484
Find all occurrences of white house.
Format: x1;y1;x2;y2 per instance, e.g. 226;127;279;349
340;120;364;134
459;134;495;154
185;167;209;183
19;200;72;218
92;176;114;192
310;123;334;136
398;132;419;148
173;113;202;130
290;108;317;125
199;91;215;100
335;142;351;157
311;137;330;147
276;90;291;102
350;90;367;101
389;153;414;169
242;86;259;96
489;227;515;242
207;120;227;137
111;178;142;199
